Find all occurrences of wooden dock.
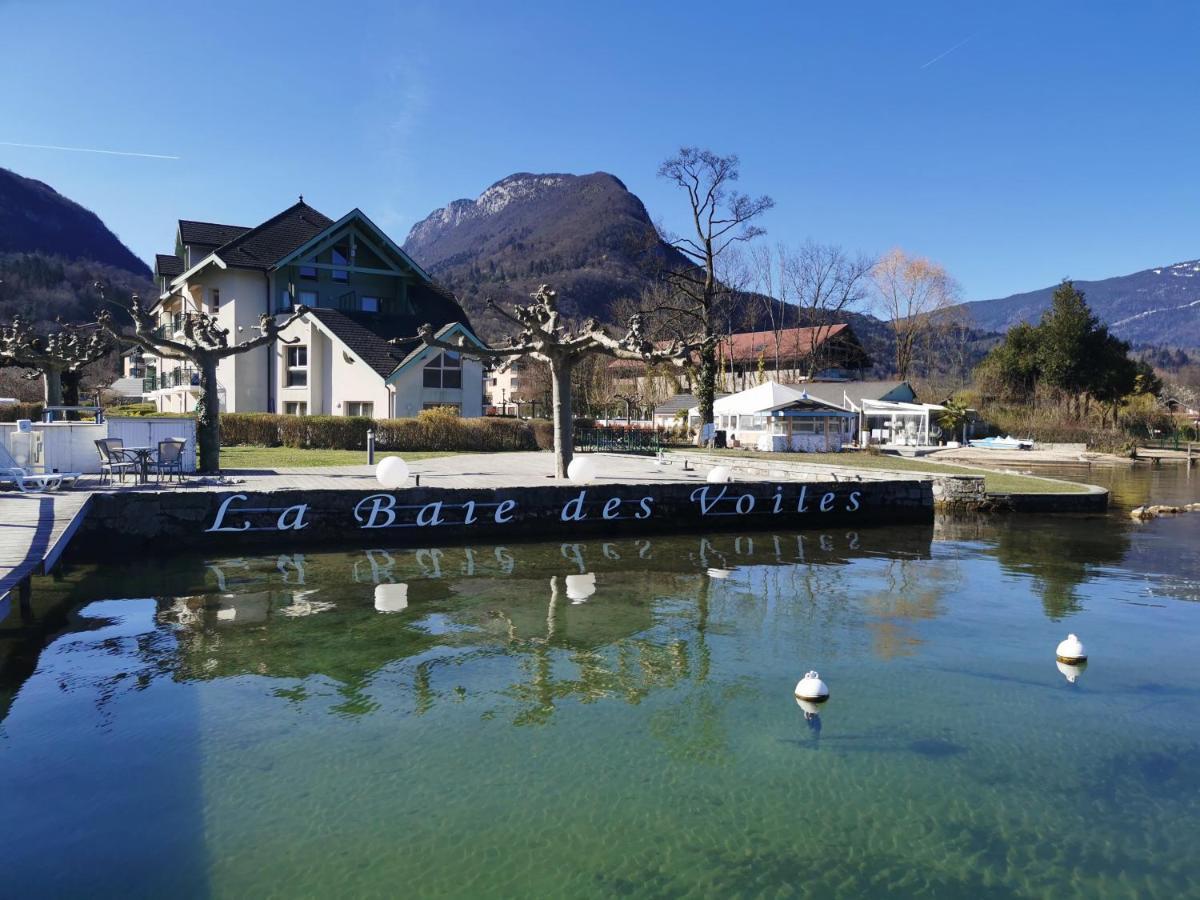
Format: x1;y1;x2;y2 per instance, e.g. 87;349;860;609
0;492;92;606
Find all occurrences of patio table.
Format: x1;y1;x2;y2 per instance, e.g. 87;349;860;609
119;446;156;484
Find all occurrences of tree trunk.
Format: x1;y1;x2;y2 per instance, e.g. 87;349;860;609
42;367;63;407
550;356;574;478
195;356;221;474
61;370;81;407
697;331;717;427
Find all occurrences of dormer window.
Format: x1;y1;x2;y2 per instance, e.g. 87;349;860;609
361;296;380;313
332;246;349;282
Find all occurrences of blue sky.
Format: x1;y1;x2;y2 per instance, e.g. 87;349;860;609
1;0;1198;304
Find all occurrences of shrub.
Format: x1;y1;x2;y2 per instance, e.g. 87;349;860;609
220;411;541;453
529;418;554;450
104;403;194;418
0;401;44;423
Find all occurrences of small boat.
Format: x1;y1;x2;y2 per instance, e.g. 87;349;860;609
968;436;1034;451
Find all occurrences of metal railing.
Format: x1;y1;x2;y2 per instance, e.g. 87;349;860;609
575;426;681;454
142;369;201;391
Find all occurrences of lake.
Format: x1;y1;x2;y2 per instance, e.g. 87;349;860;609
2;464;1198;897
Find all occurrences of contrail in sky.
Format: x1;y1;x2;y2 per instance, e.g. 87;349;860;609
0;140;179;160
920;34;975;70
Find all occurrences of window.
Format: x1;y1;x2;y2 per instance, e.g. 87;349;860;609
331;246;349;282
423;351;462;389
283;401;308;416
509;377;520;389
210;288;220;312
298;290;318;308
299;264;318;280
286;345;308;387
360;296;380;313
345;402;374;418
279;289;293;312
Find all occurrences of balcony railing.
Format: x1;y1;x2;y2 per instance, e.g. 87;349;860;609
143;369;201;391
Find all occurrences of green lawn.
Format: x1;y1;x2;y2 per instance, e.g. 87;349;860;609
681;448;1090;494
220;446;459;469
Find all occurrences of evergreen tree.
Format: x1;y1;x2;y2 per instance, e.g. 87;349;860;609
1037;280;1097;409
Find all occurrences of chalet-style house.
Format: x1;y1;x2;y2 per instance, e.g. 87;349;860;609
610;323;871;399
136;201;483;418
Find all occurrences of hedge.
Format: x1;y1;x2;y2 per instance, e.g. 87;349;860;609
0;402;44;423
221;410;552;453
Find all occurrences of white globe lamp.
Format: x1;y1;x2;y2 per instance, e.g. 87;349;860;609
376;456;410;489
707;465;731;484
567;456;597;483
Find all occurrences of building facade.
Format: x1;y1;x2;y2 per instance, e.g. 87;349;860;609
139;202;484;417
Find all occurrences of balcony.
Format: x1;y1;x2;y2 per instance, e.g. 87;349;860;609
143;369;201;392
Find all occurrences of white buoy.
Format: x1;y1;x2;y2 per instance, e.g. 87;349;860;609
1056;633;1087;664
707;465;731;484
376;455;410;489
794;670;829;703
567;456;597;483
795;696;823;716
1056;659;1088;684
374;583;409;613
565;572;596;603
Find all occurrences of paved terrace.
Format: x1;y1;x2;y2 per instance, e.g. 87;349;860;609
62;451;911;494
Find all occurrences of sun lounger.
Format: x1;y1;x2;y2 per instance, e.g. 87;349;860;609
0;442;81;493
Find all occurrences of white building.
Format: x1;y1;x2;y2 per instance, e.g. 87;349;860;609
139;201;484;418
696;381;858;452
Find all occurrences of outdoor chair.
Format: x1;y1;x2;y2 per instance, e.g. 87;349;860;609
95;438;137;486
152;439;187;485
0;442;80;492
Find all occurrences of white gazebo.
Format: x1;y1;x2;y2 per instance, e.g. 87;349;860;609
859;399;947;447
693;381;857;452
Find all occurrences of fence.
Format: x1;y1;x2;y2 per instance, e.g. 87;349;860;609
574;426;682;454
108;417;198;473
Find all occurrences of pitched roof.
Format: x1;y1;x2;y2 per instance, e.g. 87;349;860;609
178;220;250;247
805;380;916;407
714;381;852;416
155;253;184;278
108;376;146;398
717;324;850;365
653;392;729;416
304;308;409;378
211;202;334;270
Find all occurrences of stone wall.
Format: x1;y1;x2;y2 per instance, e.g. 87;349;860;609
73;478;934;558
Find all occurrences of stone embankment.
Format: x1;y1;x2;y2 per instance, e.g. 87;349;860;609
670;452;1106;513
1130;502;1200;521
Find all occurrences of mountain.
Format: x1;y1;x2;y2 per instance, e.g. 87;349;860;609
0;167;150;277
403;172;691;333
963;260;1200;348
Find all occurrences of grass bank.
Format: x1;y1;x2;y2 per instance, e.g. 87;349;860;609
221;446;459;469
683;449;1090;494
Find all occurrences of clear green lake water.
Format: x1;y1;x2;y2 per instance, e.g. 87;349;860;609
1;464;1198;898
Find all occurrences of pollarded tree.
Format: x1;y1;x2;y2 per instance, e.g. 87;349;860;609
97;288;309;473
0;316;111;407
417;284;697;477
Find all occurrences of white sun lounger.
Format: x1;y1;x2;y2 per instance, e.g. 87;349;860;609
0;442;81;493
